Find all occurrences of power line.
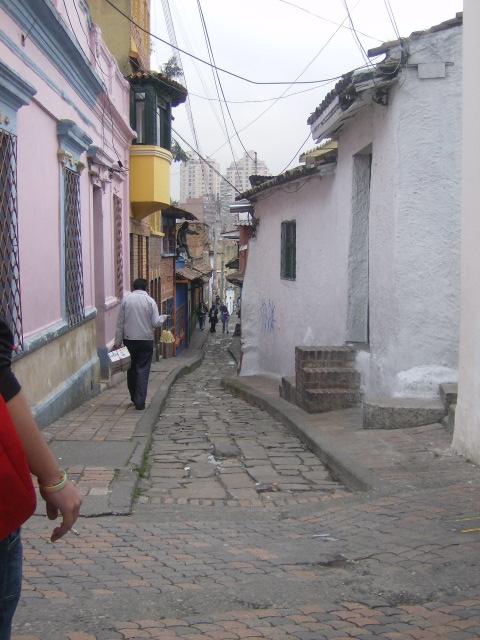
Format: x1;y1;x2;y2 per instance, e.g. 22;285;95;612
278;131;312;175
160;0;213;203
188;80;335;104
102;0;370;86
67;0;123;164
276;0;383;42
172;128;243;196
383;0;402;40
342;0;374;68
207;1;362;158
196;0;243;181
197;0;255;166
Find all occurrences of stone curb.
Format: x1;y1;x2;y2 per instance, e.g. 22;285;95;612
106;352;206;515
223;376;389;494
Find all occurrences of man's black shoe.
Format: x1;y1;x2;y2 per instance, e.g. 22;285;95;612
135;404;145;410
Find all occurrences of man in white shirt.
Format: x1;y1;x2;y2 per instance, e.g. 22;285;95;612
115;278;168;410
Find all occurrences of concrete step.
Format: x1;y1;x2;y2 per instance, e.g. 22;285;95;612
280;376;298;404
295;346;356;370
298;366;360;390
363;397;446;430
300;388;361;414
442;403;456;435
439;383;458;411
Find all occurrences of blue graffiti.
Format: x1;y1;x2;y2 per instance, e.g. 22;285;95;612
260;299;276;334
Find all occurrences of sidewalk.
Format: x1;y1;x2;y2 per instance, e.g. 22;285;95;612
39;330;208;516
223;373;480;495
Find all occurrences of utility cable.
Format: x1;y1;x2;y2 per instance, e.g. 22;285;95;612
172;128;243;196
342;0;374;68
276;0;383;42
277;131;312;174
383;0;402;40
188;80;335;104
68;0;124;165
160;0;214;203
195;0;242;183
208;0;361;158
102;0;371;86
197;0;255;166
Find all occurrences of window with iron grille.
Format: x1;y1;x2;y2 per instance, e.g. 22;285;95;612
113;195;123;299
64;167;85;326
0;129;22;348
280;220;296;281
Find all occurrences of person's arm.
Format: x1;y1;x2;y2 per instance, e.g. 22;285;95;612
150;299;168;328
7;391;82;542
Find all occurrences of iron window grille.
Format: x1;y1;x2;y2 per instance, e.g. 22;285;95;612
113;195;124;299
64;167;85;326
280;220;296;280
0;129;23;349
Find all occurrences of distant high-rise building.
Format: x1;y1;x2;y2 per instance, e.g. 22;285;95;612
221;150;270;223
180;156;221;201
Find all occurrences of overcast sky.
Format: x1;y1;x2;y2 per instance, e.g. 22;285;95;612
150;0;462;197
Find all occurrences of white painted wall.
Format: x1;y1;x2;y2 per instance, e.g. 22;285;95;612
453;2;480;461
241;24;462;404
367;26;461;399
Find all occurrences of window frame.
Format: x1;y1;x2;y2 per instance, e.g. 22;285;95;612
280;220;296;281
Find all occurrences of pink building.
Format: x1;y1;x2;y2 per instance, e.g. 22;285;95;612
0;0;133;424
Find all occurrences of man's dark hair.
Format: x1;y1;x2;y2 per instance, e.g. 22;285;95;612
132;278;148;291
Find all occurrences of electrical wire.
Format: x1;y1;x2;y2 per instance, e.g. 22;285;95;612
207;0;362;158
196;0;243;182
68;0;124;165
102;0;372;86
160;0;214;203
383;0;402;40
277;131;312;175
197;0;255;166
188;80;335;104
172;128;243;196
342;0;374;68
276;0;383;42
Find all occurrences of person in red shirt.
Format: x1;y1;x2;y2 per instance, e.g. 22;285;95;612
0;319;82;639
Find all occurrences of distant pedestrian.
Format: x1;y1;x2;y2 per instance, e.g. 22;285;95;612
198;302;208;331
209;305;218;333
0;319;82;640
220;303;230;333
115;278;168;410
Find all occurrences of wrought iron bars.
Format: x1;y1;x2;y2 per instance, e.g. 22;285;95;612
64;168;85;326
0;129;23;349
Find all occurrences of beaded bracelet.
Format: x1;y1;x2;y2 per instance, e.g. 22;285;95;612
39;470;68;493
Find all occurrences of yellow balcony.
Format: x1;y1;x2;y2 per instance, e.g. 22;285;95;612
130;145;172;219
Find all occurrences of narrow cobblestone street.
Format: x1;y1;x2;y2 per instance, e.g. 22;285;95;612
13;336;480;640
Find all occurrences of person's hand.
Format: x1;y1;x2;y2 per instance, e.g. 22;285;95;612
113;343;122;350
40;482;83;542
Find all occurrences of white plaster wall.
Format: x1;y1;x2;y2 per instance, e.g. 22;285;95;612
453;2;480;462
367;25;462;399
242;25;462;401
241;107;374;379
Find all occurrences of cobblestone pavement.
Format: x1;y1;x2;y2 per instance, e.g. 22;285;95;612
138;338;346;508
13;335;480;640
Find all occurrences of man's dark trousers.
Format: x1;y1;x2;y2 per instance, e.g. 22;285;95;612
124;339;153;409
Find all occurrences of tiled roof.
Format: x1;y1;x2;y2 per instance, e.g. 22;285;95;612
299;141;338;165
248;175;275;187
225;271;244;286
127;71;188;106
368;12;462;57
307;12;462;128
176;264;211;282
237;160;336;201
